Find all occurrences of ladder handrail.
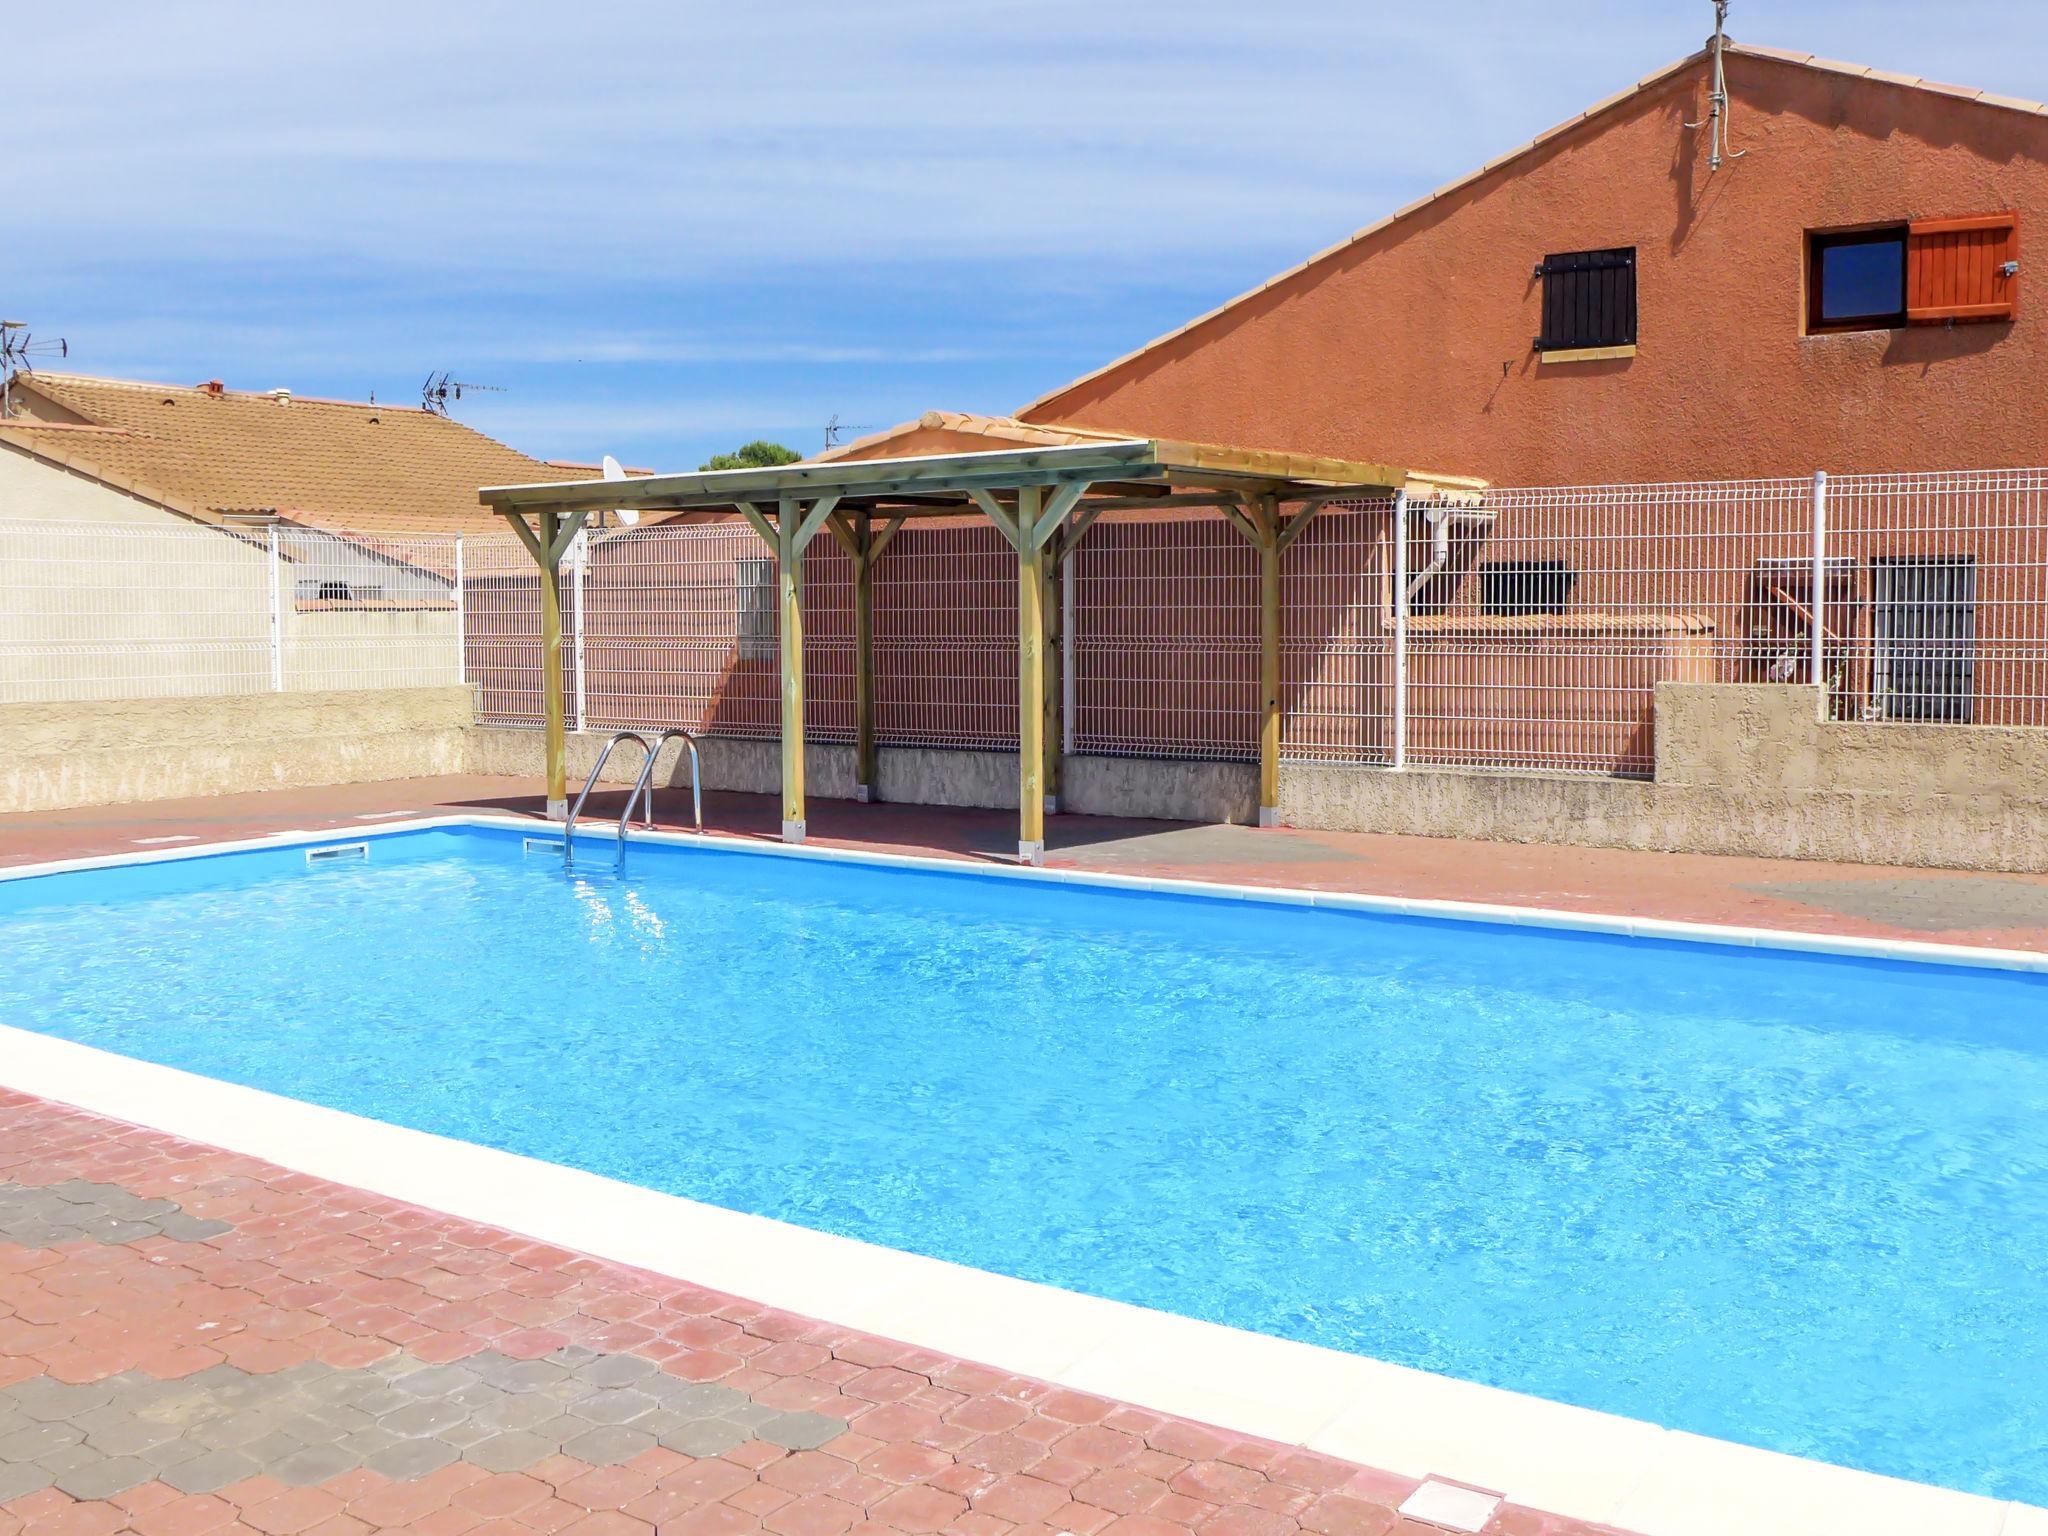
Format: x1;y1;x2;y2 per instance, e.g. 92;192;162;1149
617;729;703;865
563;731;651;868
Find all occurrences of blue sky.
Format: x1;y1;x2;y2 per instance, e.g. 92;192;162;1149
8;2;2043;469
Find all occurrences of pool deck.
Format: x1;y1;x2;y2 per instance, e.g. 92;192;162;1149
4;774;2048;952
0;1090;1602;1536
4;778;2047;1536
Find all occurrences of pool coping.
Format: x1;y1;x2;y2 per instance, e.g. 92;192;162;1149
0;814;2039;1536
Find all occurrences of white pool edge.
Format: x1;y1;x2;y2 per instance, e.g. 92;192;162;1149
0;817;2040;1536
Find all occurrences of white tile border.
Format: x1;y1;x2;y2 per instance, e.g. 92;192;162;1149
0;816;2041;1536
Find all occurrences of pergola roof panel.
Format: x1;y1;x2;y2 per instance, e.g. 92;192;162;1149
480;438;1483;519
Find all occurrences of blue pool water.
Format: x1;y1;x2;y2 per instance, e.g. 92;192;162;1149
1;825;2044;1501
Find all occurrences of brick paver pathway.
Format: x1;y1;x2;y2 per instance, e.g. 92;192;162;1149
0;1091;1617;1536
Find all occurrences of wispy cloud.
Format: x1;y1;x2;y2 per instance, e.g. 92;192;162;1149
10;1;2046;467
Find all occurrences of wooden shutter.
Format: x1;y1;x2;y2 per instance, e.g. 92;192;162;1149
1906;212;2019;324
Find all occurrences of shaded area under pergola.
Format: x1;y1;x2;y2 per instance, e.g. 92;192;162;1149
481;437;1482;863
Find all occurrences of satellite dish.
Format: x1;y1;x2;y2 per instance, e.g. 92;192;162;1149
602;454;639;526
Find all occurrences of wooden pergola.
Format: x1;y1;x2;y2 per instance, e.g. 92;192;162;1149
481;438;1480;864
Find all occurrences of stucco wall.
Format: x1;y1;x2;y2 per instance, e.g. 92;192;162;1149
1281;684;2048;872
2;686;476;813
1;449;462;702
1027;52;2048;484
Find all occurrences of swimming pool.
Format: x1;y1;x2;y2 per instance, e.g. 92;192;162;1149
1;823;2043;1504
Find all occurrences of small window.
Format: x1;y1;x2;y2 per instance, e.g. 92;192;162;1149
1479;560;1576;617
315;580;353;601
1808;227;1907;332
1535;248;1636;353
736;556;776;661
1873;555;1976;721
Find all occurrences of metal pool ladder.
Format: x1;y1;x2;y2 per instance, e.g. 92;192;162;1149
563;730;649;868
561;728;703;870
617;729;704;866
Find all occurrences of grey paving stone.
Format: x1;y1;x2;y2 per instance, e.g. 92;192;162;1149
656;1381;749;1417
547;1345;602;1369
141;1438;207;1472
661;1418;748;1457
193;1409;280;1450
380;1399;470;1439
524;1414;587;1449
244;1430;310;1466
437;1418;497;1450
163;1448;264;1495
474;1392;563;1433
0;1420;85;1461
83;1415;185;1457
575;1387;657;1426
337;1425;401;1462
580;1353;660;1388
562;1424;656;1467
463;1429;559;1474
10;1378;115;1422
55;1455;156;1500
156;1215;232;1242
393;1363;480;1399
758;1410;850;1451
347;1386;412;1419
445;1381;505;1413
724;1400;778;1430
270;1441;360;1487
0;1462;54;1503
366;1436;459;1480
34;1443;100;1478
475;1357;569;1393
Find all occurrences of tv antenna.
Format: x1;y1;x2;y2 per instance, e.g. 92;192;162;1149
1684;0;1747;173
1;321;69;418
421;371;505;416
823;414;877;450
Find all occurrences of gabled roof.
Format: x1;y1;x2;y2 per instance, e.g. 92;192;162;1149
0;372;598;535
1018;41;2048;419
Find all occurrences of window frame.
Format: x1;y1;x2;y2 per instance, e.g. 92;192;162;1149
1806;225;1909;334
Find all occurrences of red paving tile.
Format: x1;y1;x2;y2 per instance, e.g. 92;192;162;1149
0;1091;1622;1536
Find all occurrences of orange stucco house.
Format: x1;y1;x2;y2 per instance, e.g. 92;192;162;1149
839;42;2042;487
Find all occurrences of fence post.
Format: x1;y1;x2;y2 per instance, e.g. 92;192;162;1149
266;523;285;692
1391;490;1409;768
1811;469;1829;708
453;535;467;687
571;529;588;732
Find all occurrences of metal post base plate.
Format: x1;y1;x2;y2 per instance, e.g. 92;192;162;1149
1257;805;1281;828
855;784;873;804
1044;794;1060;815
782;819;807;844
1018;839;1046;867
546;798;568;821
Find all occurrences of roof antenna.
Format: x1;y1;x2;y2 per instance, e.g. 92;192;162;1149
1683;0;1747;172
0;321;68;419
822;413;877;449
421;370;506;416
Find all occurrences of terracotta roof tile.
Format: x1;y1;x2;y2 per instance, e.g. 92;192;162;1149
0;372;596;535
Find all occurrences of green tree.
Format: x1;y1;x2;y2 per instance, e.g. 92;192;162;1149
700;440;802;471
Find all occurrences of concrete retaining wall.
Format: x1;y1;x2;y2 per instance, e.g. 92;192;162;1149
1;687;475;813
1280;684;2048;873
466;730;1258;823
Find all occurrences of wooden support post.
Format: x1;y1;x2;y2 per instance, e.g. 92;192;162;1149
853;515;877;801
1016;486;1047;865
1255;495;1282;827
777;496;808;843
1042;548;1062;815
538;511;569;819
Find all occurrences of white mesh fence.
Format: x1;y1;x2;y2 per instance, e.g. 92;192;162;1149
6;468;2045;777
